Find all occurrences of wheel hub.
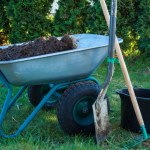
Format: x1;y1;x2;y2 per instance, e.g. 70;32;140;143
82;107;89;115
77;101;90;117
73;96;95;126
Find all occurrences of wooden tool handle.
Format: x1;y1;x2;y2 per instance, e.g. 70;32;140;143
100;0;144;126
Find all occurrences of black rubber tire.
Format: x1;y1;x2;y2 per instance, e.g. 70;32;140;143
28;85;58;109
57;81;110;135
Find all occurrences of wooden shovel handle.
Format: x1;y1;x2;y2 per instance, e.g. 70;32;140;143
99;0;144;126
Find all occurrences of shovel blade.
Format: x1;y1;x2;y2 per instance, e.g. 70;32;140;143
92;97;110;144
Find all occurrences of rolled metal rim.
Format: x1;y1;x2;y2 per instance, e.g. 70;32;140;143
116;88;150;100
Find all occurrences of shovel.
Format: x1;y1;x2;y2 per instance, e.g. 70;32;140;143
93;0;150;148
92;0;117;144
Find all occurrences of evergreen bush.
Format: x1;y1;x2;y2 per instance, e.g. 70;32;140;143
0;0;10;45
52;0;93;36
5;0;53;43
0;0;149;56
135;0;150;56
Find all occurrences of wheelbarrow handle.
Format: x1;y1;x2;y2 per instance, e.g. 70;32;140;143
99;0;144;127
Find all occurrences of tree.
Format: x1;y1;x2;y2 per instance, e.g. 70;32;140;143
5;0;53;43
135;0;150;56
53;0;93;36
0;0;10;45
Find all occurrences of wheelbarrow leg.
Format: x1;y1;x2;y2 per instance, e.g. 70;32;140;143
0;87;12;123
7;86;27;110
0;72;27;119
0;83;60;138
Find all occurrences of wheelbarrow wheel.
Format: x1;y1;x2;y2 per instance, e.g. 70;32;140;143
57;81;110;135
28;85;58;109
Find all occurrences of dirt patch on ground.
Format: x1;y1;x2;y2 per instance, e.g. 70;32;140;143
0;35;77;61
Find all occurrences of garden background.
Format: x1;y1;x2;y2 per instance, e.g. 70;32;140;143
0;0;150;149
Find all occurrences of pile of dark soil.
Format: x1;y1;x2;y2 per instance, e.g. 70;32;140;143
0;35;77;61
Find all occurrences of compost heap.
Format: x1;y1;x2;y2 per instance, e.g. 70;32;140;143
0;35;77;61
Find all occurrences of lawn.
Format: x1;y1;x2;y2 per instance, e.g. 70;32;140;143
0;56;149;150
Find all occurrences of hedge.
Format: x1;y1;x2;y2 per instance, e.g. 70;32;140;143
53;0;149;56
52;0;93;36
1;0;53;44
135;0;150;56
0;0;149;56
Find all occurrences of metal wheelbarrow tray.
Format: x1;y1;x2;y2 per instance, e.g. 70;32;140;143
0;34;122;86
0;34;123;138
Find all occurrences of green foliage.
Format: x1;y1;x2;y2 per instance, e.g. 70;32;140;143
52;0;110;36
0;31;9;46
0;0;10;45
116;0;140;56
53;0;149;56
135;0;150;56
0;0;149;56
87;0;110;35
5;0;53;43
52;0;93;36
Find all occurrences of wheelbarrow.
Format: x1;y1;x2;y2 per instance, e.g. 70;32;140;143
0;34;122;138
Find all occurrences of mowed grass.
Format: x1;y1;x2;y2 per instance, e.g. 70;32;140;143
0;57;149;150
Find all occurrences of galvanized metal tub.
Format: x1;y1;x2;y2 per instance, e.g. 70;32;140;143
0;34;123;86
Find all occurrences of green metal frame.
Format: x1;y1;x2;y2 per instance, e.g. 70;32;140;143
0;71;99;138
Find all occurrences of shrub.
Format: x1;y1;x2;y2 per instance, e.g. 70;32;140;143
135;0;150;56
53;0;140;56
52;0;93;36
86;0;110;35
116;0;139;56
5;0;53;43
0;0;10;45
0;0;149;56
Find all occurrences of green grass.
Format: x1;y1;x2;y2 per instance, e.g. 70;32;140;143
0;57;150;150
